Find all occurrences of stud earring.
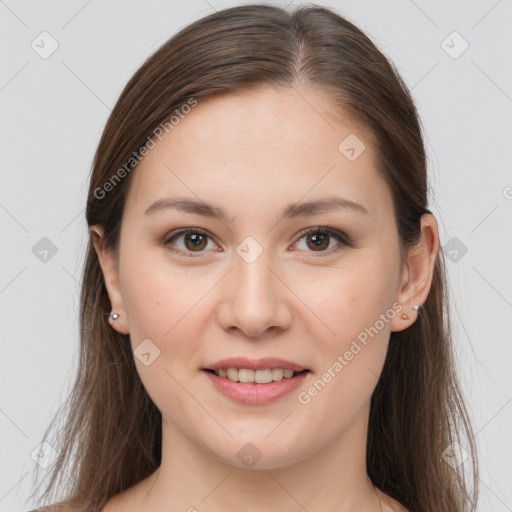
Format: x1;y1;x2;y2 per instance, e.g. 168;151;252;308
400;304;423;320
110;312;119;320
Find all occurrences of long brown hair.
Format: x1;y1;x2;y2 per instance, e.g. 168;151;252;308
30;4;478;511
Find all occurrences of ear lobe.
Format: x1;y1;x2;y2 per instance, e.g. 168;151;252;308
89;225;130;335
390;214;440;332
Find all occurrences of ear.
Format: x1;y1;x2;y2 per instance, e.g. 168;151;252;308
89;225;130;335
390;214;440;332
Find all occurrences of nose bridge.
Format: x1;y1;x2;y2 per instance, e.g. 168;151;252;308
219;240;289;336
235;245;274;299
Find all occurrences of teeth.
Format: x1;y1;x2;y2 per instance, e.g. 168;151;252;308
238;369;254;383
213;367;303;383
272;368;284;381
227;368;238;381
255;369;272;384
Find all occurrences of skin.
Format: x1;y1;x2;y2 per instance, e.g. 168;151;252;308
92;84;439;512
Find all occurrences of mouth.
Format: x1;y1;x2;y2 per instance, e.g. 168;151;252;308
202;368;310;384
201;357;311;405
201;357;310;404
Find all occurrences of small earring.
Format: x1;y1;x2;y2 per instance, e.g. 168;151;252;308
400;304;423;320
110;312;119;320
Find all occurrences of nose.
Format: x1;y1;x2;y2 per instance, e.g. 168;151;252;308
216;248;292;338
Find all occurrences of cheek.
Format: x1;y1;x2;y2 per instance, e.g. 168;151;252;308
120;245;206;340
301;253;396;407
316;254;397;343
119;252;212;422
300;285;392;434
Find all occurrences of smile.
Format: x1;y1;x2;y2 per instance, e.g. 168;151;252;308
202;369;310;405
207;368;307;383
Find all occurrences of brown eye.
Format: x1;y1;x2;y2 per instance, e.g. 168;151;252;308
163;228;216;256
294;227;350;254
163;226;351;258
305;232;330;251
183;232;208;251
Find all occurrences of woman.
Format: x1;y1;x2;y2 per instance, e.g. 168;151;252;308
29;4;478;511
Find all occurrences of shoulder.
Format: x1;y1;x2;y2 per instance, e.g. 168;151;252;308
384;499;409;512
26;503;70;512
376;489;410;512
386;500;410;512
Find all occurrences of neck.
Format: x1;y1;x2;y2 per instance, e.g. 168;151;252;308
137;401;384;512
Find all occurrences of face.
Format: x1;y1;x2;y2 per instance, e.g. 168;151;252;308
93;85;419;469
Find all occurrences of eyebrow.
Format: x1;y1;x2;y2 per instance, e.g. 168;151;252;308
144;196;369;222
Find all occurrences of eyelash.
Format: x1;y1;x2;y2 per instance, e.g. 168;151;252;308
162;226;352;258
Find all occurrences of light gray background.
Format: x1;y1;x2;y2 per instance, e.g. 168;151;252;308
1;1;511;511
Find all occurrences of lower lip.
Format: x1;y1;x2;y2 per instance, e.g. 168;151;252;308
202;370;309;405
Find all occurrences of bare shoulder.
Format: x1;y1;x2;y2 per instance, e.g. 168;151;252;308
381;499;409;512
101;477;151;512
27;504;70;512
377;489;410;512
28;493;138;512
101;491;131;512
388;501;409;512
28;498;124;512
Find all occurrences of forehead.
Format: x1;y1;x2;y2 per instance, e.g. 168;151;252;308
125;85;393;222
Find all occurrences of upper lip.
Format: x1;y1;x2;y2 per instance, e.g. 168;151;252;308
203;357;308;372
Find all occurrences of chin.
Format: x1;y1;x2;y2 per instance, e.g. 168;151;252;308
208;432;310;470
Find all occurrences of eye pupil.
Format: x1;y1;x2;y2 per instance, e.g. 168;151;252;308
186;233;207;250
308;233;329;251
